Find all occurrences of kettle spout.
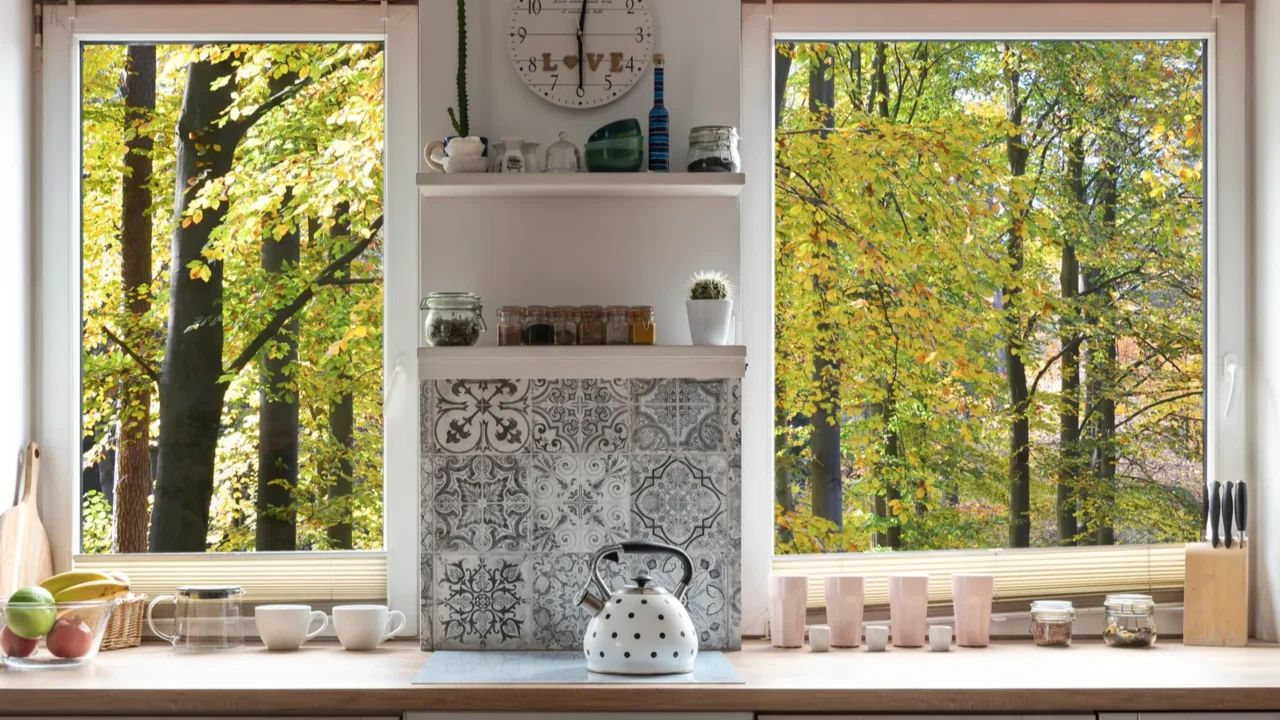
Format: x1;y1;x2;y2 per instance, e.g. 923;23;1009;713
574;587;605;616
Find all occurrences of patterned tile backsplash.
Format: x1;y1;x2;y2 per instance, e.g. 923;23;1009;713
420;377;741;651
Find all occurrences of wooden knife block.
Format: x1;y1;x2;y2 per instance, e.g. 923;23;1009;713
1183;541;1248;647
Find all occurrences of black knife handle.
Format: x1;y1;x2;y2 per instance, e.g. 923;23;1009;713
1224;481;1235;548
1237;481;1248;539
1210;481;1222;548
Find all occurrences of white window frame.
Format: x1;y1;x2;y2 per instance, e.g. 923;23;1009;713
38;3;420;634
739;2;1247;636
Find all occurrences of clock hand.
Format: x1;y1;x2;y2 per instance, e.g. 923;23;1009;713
577;0;588;92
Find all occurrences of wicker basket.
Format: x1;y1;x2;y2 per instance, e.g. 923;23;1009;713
100;593;147;651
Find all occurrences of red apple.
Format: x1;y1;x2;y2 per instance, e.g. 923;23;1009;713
1;624;39;658
45;617;93;659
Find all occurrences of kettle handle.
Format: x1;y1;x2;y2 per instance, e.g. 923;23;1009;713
591;540;695;603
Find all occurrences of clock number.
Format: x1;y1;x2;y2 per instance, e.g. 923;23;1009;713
576;86;586;98
626;56;636;72
528;56;538;73
516;27;527;43
527;0;541;14
605;74;613;91
625;0;636;13
550;74;559;90
636;26;645;43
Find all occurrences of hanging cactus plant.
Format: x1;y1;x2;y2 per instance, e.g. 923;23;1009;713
688;270;733;301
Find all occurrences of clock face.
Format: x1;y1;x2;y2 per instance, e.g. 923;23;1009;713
509;0;655;109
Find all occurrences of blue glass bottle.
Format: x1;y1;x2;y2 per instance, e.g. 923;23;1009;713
648;54;669;172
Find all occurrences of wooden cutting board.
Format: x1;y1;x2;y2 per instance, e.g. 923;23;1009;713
0;443;54;599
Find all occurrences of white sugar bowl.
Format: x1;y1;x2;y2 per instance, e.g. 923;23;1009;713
575;541;699;675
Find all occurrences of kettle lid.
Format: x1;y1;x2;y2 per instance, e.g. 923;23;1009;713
620;569;670;595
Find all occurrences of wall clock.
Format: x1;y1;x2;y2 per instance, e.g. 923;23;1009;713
509;0;655;109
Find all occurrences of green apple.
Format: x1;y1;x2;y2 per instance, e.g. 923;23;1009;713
5;586;57;639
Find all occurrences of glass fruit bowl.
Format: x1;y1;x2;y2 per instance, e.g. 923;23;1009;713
0;598;120;669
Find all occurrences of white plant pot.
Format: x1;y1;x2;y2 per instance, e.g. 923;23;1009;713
686;299;733;346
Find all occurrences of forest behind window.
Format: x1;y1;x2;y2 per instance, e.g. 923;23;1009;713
774;41;1205;554
80;43;385;554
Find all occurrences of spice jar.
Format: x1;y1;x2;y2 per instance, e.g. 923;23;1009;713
605;306;631;345
421;292;485;347
524;305;555;346
1103;594;1157;648
577;306;606;345
1029;600;1075;647
553;306;578;346
687;125;741;173
628;306;656;345
497;306;525;347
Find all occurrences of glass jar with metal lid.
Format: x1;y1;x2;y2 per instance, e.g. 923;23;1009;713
577;305;606;345
604;306;631;345
497;306;525;347
524;305;555;346
687;125;741;173
1103;593;1157;648
421;292;485;347
628;306;656;345
1029;600;1075;647
553;306;579;346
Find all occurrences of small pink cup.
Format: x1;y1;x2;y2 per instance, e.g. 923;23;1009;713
769;575;808;648
951;573;995;647
888;573;930;648
824;575;865;647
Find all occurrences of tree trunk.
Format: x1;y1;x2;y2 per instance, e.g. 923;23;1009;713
114;44;156;554
150;55;242;552
1092;165;1119;546
1004;58;1032;549
1057;133;1084;546
867;42;889;117
256;185;300;552
772;47;796;546
807;50;843;532
325;208;355;550
774;43;793;125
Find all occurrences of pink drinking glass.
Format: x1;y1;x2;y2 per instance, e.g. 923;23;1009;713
888;573;930;647
824;575;865;647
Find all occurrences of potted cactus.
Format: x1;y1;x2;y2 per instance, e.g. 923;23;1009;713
686;271;734;346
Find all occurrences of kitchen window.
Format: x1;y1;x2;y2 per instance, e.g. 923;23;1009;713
739;2;1246;634
38;3;419;628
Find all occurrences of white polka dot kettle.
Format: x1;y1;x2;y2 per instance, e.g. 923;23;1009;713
575;540;698;675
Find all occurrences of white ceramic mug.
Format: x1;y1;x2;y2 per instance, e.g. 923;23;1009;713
255;604;328;651
929;624;952;652
331;604;405;651
865;624;890;652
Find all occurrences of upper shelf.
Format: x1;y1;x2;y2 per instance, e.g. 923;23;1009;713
418;345;747;380
416;172;746;199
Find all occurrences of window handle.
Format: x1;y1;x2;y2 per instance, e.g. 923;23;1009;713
1223;354;1240;418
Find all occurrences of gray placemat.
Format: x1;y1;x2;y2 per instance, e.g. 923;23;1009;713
413;650;744;685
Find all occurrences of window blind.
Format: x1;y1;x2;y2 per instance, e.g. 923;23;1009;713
75;551;386;603
772;543;1186;610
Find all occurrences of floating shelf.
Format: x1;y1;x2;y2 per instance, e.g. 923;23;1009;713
416;172;745;198
418;345;747;380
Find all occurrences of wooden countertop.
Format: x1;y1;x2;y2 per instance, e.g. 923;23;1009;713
3;640;1280;715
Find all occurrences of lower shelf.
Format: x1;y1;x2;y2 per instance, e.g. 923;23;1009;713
417;345;747;380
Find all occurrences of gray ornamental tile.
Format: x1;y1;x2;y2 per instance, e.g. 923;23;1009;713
679;379;727;405
530;552;593;649
530;454;630;552
531;379;628;453
631;378;679;404
420;380;434;455
727;378;742;453
434;553;531;650
580;378;630;406
419;554;434;649
433;379;530;454
678;402;727;452
630;454;731;552
630;403;678;451
432;454;531;552
419;457;434;555
580;402;629;453
531;403;582;453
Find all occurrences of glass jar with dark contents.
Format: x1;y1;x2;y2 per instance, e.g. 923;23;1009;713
687;125;741;173
421;292;485;347
1029;600;1075;647
605;306;631;345
1103;594;1157;648
553;306;578;346
628;306;656;345
523;305;555;346
577;305;605;345
497;306;525;347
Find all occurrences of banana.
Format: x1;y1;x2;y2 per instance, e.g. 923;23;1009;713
39;570;116;596
53;579;130;603
107;570;132;588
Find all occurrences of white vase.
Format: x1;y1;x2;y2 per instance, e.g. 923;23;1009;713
686;299;733;346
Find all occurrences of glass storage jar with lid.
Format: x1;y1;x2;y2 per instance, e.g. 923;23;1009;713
553;306;578;346
687;125;741;173
628;306;656;345
1029;600;1075;647
577;305;606;345
605;306;631;345
421;292;485;347
1103;593;1157;648
497;306;525;346
524;305;555;346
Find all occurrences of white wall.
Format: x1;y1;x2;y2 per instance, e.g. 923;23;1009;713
0;0;35;510
1250;0;1279;641
419;0;742;345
